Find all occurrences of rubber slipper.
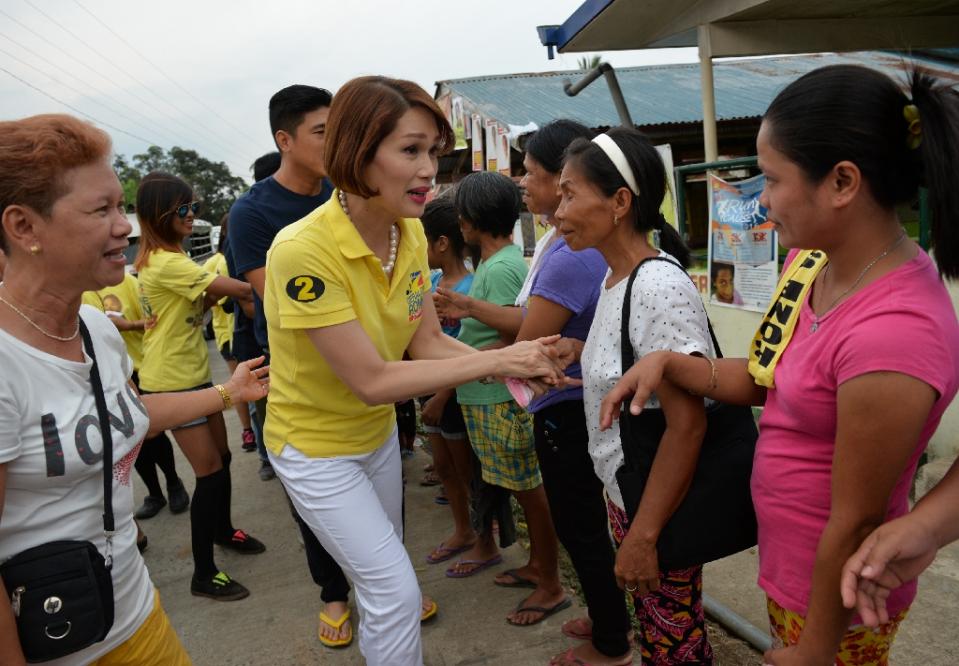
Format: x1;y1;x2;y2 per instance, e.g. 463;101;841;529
506;595;572;626
426;541;475;564
318;610;352;649
561;616;593;640
445;554;503;578
549;646;634;666
434;493;449;505
494;568;538;589
420;598;438;622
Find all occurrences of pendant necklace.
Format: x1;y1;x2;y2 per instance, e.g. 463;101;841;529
809;230;907;333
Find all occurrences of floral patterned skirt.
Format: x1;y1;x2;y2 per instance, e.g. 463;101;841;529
607;499;713;665
767;596;908;665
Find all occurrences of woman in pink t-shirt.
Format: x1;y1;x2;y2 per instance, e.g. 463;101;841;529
599;64;959;665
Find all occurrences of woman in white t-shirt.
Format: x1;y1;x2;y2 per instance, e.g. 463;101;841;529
552;127;716;665
0;114;268;666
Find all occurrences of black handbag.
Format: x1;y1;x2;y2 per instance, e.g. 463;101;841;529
614;256;758;571
1;319;116;663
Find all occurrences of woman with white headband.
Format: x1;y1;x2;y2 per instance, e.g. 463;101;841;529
552;127;715;664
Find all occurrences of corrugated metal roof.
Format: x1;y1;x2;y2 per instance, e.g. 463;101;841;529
437;51;959;131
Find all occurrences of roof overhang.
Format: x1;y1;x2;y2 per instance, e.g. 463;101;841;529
539;0;959;58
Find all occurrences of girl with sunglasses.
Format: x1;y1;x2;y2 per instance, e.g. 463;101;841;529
135;172;263;601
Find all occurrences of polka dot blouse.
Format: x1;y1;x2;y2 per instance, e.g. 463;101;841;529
581;251;714;509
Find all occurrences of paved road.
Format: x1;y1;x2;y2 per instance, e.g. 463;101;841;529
133;344;958;665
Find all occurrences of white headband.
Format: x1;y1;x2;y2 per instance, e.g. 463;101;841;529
591;133;640;196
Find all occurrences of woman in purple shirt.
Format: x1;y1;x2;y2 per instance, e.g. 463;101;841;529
514;121;633;666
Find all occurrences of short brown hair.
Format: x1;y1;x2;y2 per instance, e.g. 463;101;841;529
0;114;112;250
325;76;454;198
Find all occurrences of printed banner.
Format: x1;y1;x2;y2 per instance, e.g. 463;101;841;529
707;173;778;312
451;96;468;150
471;114;484;171
485;119;498;172
497;125;511;175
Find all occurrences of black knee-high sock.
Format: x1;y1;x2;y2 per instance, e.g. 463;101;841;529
191;470;224;579
216;452;236;540
151;432;181;488
134;438;164;498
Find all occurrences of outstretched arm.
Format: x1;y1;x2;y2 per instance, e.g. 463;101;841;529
600;352;765;431
306;298;562;406
138;357;269;436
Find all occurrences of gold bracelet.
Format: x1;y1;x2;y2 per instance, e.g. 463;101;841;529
689;356;718;397
213;383;232;410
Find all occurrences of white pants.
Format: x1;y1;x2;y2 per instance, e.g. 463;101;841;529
268;430;422;666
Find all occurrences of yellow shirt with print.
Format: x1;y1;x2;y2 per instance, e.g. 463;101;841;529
82;273;147;369
138;249;216;391
264;193;430;458
202;252;234;352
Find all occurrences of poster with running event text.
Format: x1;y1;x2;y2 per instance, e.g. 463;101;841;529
707;173;778;312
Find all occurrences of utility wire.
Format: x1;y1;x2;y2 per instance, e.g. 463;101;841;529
0;65;157;144
0;44;181;147
73;0;261;152
0;5;248;164
21;0;252;161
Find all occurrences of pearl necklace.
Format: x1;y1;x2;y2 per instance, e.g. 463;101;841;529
810;230;907;333
0;290;80;341
338;190;399;276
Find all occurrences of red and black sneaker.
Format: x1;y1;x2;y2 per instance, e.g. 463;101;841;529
215;529;266;554
241;428;256;452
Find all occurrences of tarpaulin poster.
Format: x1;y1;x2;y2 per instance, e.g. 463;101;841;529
451;96;468;150
485;120;498;172
497;125;511;175
471;114;484;171
708;173;777;312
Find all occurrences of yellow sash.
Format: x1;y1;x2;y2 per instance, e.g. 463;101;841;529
748;250;828;388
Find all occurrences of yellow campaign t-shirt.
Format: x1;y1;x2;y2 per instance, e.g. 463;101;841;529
263;193;430;458
138;249;216;391
81;273;147;370
202;253;234;352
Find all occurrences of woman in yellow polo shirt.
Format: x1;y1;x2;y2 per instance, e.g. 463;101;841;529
135;172;262;602
263;76;564;665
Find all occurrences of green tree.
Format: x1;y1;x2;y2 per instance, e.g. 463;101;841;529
577;55;602;70
114;146;249;225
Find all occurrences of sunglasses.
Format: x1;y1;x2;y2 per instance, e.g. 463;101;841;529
168;201;200;219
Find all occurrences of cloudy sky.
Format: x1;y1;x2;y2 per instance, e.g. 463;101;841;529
0;0;697;180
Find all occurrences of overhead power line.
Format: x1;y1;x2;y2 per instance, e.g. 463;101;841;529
0;65;157;144
21;0;254;160
0;5;249;164
73;0;261;152
0;43;178;146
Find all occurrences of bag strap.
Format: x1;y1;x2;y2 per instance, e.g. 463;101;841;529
78;318;115;564
619;256;724;380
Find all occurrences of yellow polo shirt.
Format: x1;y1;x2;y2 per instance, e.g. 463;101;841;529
138;250;216;391
202;253;234;352
81;273;146;369
263;193;430;458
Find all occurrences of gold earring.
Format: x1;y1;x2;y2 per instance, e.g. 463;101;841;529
29;244;41;255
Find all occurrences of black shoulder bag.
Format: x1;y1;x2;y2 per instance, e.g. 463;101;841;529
614;256;759;571
1;319;116;662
